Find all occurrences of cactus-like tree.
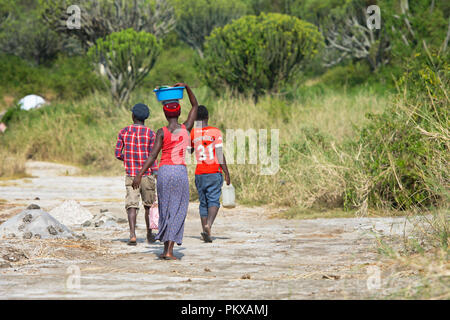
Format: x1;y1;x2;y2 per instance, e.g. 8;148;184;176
41;0;175;49
88;28;162;107
200;13;323;100
173;0;247;58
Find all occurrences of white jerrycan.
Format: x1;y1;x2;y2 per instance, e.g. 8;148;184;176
222;184;236;208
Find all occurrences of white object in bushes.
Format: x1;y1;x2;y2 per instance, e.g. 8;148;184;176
19;95;46;111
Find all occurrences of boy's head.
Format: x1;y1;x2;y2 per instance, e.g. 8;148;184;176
132;103;150;122
196;105;209;121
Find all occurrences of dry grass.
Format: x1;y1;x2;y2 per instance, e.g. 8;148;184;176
375;209;450;299
197;86;389;210
0;149;27;178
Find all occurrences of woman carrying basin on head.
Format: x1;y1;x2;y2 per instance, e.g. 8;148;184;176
132;83;198;260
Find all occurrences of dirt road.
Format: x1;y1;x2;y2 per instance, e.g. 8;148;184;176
0;161;414;299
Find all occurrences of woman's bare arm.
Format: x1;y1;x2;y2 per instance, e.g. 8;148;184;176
132;128;164;189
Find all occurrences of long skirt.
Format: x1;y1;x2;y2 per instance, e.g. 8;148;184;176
155;165;189;245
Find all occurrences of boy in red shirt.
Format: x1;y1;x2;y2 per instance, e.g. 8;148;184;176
190;105;230;243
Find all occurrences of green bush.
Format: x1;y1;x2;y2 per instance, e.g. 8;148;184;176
321;62;371;87
347;52;449;210
200;12;323;100
48;55;105;100
0;54;103;102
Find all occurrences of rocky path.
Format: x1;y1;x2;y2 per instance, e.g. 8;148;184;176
0;161;413;299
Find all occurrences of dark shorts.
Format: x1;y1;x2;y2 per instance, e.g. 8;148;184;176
195;173;223;217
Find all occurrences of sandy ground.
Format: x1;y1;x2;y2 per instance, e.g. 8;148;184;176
0;161;417;299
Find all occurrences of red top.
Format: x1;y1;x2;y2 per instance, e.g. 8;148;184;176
115;124;159;176
159;124;190;167
190;126;223;175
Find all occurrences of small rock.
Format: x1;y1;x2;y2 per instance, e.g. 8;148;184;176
95;220;104;228
76;233;87;240
204;268;211;272
57;227;63;233
0;262;12;268
23;214;33;224
82;221;91;227
322;274;340;280
7;233;15;238
26;204;40;210
100;209;108;213
23;232;33;239
18;224;25;231
102;219;119;229
117;218;127;224
241;274;251;280
34;234;41;239
47;225;58;235
34;197;40;200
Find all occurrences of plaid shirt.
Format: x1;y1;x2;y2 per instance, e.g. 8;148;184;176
115;124;159;176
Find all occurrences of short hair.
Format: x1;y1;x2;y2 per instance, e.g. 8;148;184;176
196;105;209;120
131;103;150;121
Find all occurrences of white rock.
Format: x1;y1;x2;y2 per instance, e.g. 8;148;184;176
0;209;74;239
49;200;93;226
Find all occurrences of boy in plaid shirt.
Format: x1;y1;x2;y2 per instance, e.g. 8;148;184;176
115;103;158;246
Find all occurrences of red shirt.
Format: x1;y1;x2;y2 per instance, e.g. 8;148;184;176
190;126;223;175
159;124;190;167
115;124;159;176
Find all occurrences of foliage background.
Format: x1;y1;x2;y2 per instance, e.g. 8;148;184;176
0;0;448;214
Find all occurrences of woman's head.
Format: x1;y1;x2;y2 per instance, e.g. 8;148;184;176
163;101;181;119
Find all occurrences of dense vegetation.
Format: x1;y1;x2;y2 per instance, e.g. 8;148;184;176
0;0;448;215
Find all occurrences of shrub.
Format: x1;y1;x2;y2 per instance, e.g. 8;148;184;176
321;62;371;87
47;55;105;100
0;53;103;103
88;28;162;107
200;13;323;100
347;52;449;210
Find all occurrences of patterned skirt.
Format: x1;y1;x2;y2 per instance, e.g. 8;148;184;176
155;165;189;245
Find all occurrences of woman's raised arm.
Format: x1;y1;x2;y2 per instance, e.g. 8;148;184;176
174;83;198;131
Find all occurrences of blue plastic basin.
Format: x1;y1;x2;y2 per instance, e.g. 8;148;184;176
153;87;185;102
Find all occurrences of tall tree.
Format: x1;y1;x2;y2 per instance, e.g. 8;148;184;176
321;0;391;71
41;0;175;49
0;1;60;65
